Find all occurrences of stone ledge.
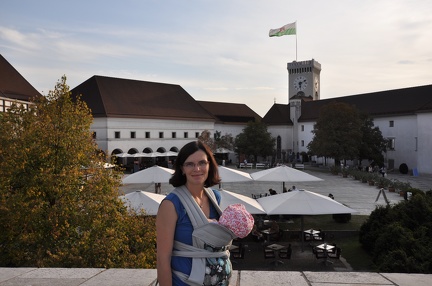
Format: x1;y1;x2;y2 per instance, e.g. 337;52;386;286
1;268;431;286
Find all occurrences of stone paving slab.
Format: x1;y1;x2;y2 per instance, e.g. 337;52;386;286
304;271;393;285
381;273;432;286
81;269;157;286
237;271;309;286
1;268;432;285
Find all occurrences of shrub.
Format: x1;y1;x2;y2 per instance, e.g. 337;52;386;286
332;213;352;223
359;195;432;273
399;163;409;174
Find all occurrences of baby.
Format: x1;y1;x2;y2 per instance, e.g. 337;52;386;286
214;203;254;238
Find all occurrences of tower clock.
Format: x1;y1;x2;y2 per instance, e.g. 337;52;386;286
287;59;321;101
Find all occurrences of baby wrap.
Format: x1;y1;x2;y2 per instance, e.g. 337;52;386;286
171;187;236;286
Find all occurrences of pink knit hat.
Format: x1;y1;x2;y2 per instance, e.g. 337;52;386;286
219;204;254;238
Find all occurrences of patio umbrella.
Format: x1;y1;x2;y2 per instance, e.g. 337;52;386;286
114;152;132;158
219;188;266;214
251;165;323;191
217;166;253;186
122;165;174;188
214;148;233;154
161;151;178;157
119;190;165;215
257;189;357;251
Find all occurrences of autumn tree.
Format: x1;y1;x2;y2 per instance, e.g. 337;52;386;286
0;76;155;268
234;121;275;163
198;130;216;150
307;102;363;165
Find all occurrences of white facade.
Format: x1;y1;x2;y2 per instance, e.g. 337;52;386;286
93;117;215;155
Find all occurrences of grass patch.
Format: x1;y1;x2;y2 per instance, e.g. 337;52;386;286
273;214;376;271
334;236;377;271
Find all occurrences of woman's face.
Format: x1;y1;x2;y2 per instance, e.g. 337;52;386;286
181;150;209;187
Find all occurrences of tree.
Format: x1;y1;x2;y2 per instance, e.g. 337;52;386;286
234;121;275;163
358;112;388;166
308;102;362;164
198;130;216;150
0;76;156;268
214;131;234;151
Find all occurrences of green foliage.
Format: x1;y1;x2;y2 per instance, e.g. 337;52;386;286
399;163;409;174
358;112;388;166
308;103;387;165
234;121;275;163
359;195;432;273
0;76;156;268
308;102;362;162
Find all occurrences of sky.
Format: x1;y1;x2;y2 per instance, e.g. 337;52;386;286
1;0;431;117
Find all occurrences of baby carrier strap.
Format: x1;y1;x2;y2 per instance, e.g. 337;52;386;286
171;186;234;286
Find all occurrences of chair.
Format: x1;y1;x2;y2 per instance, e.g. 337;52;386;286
230;244;246;260
279;244;292;259
264;248;276;259
328;247;342;259
312;246;326;259
313;230;325;241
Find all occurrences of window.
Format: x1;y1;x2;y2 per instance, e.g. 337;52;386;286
159;132;164;139
145;132;150;138
301;125;305;131
184;132;188;138
114;131;120;139
172;132;176;138
388;138;395;150
301;140;304;147
130;131;136;139
195;132;199;138
389;120;394;127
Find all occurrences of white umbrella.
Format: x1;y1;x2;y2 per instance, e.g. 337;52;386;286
257;189;357;251
122;165;174;184
219;189;266;214
218;166;253;183
214;148;233;154
114;152;131;158
161;151;178;157
257;189;356;215
251;165;323;191
119;190;165;215
251;165;323;183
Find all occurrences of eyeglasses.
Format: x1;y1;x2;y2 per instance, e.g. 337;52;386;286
183;160;209;169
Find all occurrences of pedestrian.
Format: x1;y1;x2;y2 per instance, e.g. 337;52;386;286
156;141;235;286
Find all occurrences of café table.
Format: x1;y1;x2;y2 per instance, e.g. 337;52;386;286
266;243;287;265
303;229;320;241
316;243;335;265
261;228;276;241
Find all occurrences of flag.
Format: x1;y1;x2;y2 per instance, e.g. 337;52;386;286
269;22;296;37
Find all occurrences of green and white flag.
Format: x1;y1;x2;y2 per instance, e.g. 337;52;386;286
269;22;296;37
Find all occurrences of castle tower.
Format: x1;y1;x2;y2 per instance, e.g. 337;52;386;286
288;59;321;101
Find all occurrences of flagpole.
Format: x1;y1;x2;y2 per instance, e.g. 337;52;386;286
295;21;298;61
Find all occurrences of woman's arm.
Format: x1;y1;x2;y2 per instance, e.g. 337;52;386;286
156;200;177;286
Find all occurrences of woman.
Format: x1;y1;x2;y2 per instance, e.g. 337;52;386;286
156;141;232;286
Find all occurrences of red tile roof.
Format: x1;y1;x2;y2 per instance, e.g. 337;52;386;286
71;75;215;121
0;54;41;100
197;101;261;124
263;84;432;123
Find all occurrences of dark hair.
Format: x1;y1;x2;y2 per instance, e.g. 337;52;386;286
169;141;220;187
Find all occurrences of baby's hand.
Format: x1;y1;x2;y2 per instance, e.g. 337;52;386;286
207;219;218;223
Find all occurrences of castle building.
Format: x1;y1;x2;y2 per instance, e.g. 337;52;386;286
263;59;432;174
2;54;432;174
